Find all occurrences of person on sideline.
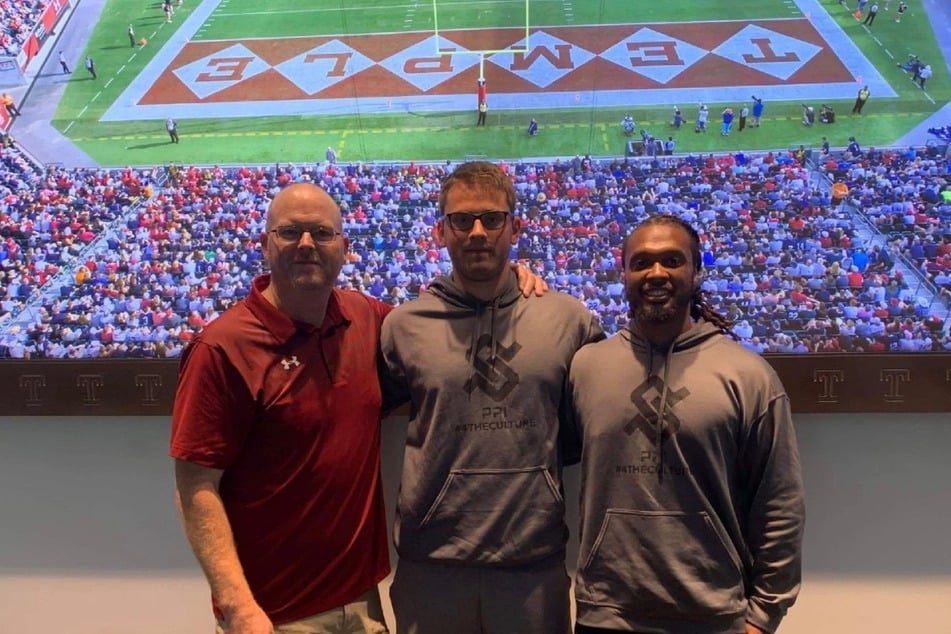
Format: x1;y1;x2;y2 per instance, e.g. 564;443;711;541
852;85;870;114
166;117;179;143
820;104;836;124
621;114;636;135
750;95;765;127
2;92;21;118
720;107;734;135
171;183;392;633
802;104;815;126
695;104;709;132
567;215;805;634
380;161;604;634
895;1;907;22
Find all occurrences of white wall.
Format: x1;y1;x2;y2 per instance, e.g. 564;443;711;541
0;413;949;633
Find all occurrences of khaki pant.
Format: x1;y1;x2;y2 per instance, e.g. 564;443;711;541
216;587;388;634
390;557;570;634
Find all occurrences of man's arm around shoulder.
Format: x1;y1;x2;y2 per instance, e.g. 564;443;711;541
175;459;273;634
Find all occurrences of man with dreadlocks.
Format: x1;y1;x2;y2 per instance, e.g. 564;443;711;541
565;214;805;634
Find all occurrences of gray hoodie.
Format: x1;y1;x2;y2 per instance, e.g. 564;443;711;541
567;320;804;633
381;272;604;566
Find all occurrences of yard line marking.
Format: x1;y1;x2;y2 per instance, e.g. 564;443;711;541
215;5;423;18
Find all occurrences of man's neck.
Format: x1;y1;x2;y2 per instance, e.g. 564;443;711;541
452;271;511;302
262;284;333;327
640;317;695;348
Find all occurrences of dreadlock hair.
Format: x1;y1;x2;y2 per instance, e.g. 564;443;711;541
624;214;738;340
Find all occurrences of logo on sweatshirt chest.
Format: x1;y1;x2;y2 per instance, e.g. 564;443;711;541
464;334;521;402
624;375;689;441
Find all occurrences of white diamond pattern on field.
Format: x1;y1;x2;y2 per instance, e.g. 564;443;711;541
487;30;595;88
378;35;481;92
601;27;707;84
274;39;375;95
172;44;270;99
712;24;821;80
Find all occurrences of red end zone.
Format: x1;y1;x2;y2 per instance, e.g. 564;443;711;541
138;20;854;106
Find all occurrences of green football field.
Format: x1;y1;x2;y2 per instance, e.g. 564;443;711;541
52;0;948;167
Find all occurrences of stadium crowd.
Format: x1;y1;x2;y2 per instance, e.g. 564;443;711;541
822;145;951;298
1;139;949;358
1;0;49;57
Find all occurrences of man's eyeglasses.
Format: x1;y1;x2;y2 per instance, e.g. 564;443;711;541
444;211;510;232
268;226;341;243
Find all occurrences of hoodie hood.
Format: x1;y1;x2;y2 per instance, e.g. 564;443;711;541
621;319;721;481
621;318;721;355
427;272;522;311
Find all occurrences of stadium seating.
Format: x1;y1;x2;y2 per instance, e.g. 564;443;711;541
822;146;951;295
1;141;949;358
1;0;48;57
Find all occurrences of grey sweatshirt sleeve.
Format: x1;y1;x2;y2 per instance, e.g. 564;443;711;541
559;311;605;466
379;317;411;414
741;393;805;633
560;372;583;467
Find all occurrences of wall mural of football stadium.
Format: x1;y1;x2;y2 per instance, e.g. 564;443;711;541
0;0;949;412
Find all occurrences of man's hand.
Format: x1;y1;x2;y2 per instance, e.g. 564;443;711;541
221;603;274;634
745;622;767;634
511;261;548;297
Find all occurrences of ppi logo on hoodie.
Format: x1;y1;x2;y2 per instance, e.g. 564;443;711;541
464;334;522;402
624;375;689;442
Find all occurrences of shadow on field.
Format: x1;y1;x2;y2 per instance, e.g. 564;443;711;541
126;141;175;150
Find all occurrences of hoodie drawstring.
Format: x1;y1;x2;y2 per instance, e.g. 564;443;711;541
490;296;499;364
655;344;675;483
466;298;502;399
628;320;721;484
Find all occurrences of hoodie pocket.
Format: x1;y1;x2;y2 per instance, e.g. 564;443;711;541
579;509;745;618
415;466;566;563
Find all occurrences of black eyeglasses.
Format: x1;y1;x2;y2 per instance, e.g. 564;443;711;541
268;225;341;243
444;211;510;231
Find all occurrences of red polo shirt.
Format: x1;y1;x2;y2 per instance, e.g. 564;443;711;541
171;275;392;625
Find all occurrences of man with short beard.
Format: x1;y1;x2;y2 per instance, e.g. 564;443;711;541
566;214;805;634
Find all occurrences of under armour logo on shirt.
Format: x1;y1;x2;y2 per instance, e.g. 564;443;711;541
281;356;301;370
